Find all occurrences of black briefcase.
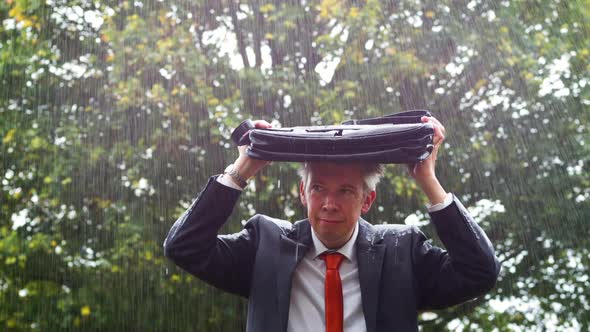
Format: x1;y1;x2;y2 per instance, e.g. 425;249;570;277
230;110;434;164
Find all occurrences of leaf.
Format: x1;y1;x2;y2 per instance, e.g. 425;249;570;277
30;136;46;150
81;306;91;317
260;3;275;13
319;0;342;18
2;128;16;144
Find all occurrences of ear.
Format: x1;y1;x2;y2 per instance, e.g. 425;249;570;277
361;190;377;214
299;180;307;207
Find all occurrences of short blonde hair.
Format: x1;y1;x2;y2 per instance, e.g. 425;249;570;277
298;162;384;193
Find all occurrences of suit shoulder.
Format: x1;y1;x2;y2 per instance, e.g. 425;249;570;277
246;214;293;235
364;222;424;243
373;223;419;236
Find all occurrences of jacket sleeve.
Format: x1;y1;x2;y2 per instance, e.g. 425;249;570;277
413;195;501;310
163;176;258;298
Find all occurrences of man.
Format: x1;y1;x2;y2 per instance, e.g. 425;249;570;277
163;116;501;332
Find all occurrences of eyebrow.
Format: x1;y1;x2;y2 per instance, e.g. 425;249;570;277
340;184;358;191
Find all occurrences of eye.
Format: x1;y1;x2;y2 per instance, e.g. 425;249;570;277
341;188;355;195
311;184;323;192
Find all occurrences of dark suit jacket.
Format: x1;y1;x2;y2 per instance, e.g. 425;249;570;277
164;176;501;332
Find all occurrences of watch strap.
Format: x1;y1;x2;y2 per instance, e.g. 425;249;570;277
224;164;248;188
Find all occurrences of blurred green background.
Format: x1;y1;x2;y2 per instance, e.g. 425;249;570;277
1;0;589;330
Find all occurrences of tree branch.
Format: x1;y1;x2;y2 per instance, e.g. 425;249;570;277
229;0;250;68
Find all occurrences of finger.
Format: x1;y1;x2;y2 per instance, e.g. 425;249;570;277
429;121;445;145
252;120;273;129
422;116;446;137
427;117;446;136
433;133;445;146
237;146;248;158
431;124;445;146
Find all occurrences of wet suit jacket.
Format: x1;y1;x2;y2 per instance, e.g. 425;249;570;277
163;176;501;332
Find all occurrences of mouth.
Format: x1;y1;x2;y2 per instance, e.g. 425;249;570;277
319;218;341;224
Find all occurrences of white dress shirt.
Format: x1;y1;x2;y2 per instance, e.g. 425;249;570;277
287;221;366;332
216;174;454;331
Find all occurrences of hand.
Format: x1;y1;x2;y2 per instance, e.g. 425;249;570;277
232;120;273;180
407;116;447;205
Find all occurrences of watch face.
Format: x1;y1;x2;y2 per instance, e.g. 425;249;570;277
225;166;246;188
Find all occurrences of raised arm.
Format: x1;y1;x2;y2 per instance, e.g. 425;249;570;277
406;116;500;309
412;197;501;309
163;120;272;297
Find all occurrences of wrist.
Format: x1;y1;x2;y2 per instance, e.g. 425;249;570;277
415;174;438;190
417;177;447;205
233;155;263;180
224;164;248;188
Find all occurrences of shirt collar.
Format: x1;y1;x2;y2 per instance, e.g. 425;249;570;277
310;221;359;262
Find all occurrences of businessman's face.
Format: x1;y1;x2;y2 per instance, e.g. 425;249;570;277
300;162;376;249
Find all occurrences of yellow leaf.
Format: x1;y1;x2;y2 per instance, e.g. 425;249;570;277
260;3;275;13
264;33;274;40
474;79;487;91
3;128;16;144
43;176;53;184
22;19;34;28
349;7;359;18
81;306;91;317
332;111;342;123
319;0;341;18
207;97;219;107
425;10;435;18
12;189;21;199
385;47;397;55
8;6;22;20
30;137;45;150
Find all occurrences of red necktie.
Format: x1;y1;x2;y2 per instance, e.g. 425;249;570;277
320;252;345;332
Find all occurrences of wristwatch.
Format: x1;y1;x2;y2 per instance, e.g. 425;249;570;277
224;164;248;188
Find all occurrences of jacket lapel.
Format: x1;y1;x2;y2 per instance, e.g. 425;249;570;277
356;219;386;332
276;220;312;332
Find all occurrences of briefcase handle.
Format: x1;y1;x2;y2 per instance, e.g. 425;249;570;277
231;110;432;146
341;110;431;125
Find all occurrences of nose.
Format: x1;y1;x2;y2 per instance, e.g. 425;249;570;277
321;192;339;212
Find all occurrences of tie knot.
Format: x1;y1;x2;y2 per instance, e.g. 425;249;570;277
320;252;345;270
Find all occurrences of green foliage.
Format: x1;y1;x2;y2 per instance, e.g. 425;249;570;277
1;0;589;330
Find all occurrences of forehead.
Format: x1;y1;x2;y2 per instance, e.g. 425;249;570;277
307;162;364;186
